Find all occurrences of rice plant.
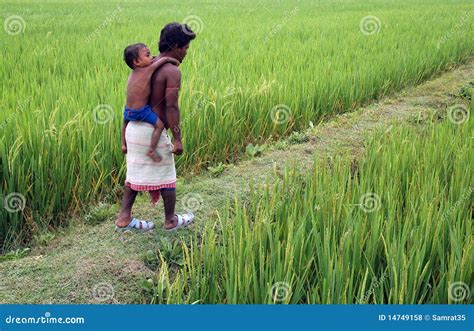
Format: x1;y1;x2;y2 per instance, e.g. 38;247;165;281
1;0;473;246
149;116;473;303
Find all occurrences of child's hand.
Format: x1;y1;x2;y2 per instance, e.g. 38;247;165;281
155;56;179;66
168;57;180;66
121;144;127;154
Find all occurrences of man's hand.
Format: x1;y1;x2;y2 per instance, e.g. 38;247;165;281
121;144;127;154
172;140;183;155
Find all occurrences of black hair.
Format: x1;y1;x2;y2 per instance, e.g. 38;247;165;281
123;43;147;69
159;22;196;53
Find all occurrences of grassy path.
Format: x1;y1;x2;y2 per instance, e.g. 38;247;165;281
0;60;472;304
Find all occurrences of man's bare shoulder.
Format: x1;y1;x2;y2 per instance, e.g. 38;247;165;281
159;63;181;77
152;63;181;89
152;63;180;83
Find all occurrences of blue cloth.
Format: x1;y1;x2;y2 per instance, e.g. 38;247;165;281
123;105;158;126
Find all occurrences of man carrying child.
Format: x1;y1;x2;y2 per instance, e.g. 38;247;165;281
115;22;196;232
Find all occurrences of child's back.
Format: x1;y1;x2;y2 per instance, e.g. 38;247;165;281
126;67;154;110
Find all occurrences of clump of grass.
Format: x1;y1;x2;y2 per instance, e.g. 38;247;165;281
144;238;185;272
84;203;117;225
287;131;309;144
246;143;267;158
0;248;30;262
459;81;474;100
273;140;289;150
34;232;56;247
207;162;226;177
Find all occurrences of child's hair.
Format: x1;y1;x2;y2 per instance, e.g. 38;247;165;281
159;23;196;53
124;43;147;69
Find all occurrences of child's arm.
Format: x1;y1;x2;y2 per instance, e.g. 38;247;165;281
121;119;129;154
145;57;179;75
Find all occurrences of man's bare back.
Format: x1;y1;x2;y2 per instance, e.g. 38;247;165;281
149;61;183;154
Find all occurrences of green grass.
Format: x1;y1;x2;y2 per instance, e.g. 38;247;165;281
147;114;473;304
1;1;473;252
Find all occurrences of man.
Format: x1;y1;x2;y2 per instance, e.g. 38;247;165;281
115;23;196;231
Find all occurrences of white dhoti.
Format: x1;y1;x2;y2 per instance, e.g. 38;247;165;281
125;121;176;203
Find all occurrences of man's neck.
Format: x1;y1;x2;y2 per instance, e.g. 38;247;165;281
159;51;176;60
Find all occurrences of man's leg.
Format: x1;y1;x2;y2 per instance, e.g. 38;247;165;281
161;188;178;229
115;185;138;227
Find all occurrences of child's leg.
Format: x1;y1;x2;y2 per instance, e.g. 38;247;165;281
140;106;164;162
150;118;165;151
146;118;165;162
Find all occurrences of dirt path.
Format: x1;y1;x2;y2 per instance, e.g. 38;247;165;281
1;60;472;304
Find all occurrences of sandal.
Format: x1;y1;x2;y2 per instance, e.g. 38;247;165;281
164;213;194;232
115;218;155;232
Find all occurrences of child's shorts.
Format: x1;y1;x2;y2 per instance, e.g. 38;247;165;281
124;105;158;126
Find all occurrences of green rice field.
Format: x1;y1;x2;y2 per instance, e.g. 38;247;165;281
147;116;473;304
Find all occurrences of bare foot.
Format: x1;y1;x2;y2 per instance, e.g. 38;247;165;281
115;214;131;228
163;215;178;230
146;150;162;163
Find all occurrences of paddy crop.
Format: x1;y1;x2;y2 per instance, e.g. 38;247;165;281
148;116;473;304
1;0;473;247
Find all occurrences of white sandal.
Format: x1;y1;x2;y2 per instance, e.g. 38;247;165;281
115;218;155;232
164;213;194;232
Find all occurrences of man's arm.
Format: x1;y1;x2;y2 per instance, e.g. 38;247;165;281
164;66;183;155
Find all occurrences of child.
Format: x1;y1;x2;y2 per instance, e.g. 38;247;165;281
122;43;179;162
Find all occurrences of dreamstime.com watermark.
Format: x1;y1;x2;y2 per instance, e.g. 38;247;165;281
92;104;115;124
269;281;292;303
264;7;299;43
437;9;474;49
447;104;470;125
4;15;26;35
193;86;241;110
441;186;473;222
184;272;213;303
3;192;26;213
86;6;123;42
359;271;388;303
5;312;85;325
0;96;33;130
92;282;115;302
358;192;381;213
270;104;291;125
181;192;204;213
359;15;381;36
182;15;204;35
448;281;470;303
